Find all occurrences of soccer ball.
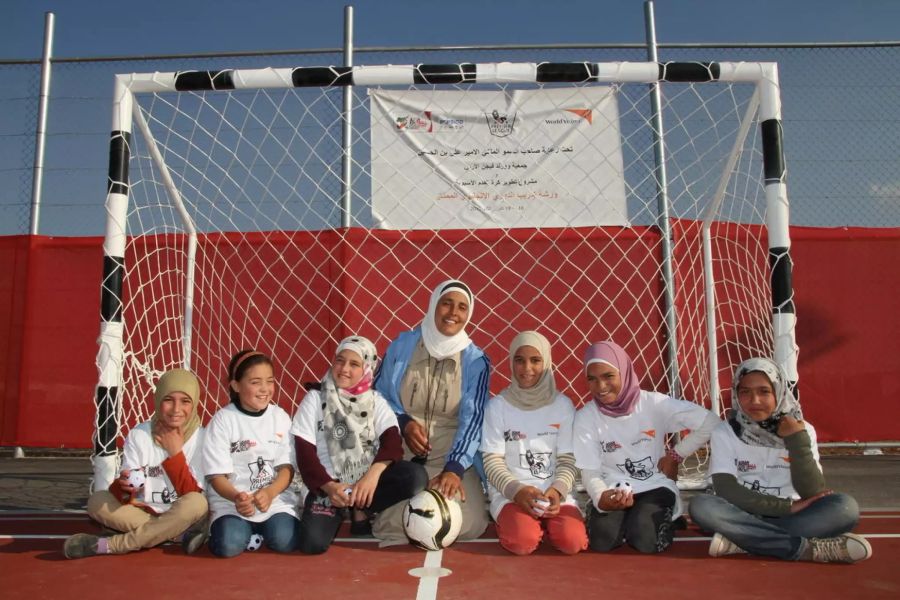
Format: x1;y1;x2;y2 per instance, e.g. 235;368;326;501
402;489;462;551
246;533;264;551
126;468;146;489
613;481;633;497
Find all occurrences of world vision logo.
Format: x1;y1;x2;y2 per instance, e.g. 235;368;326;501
544;108;593;126
641;429;656;438
780;456;791;463
548;423;561;429
485;109;516;137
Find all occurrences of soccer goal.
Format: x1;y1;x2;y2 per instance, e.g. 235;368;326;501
92;60;796;490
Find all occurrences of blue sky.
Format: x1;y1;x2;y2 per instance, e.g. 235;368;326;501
4;0;900;60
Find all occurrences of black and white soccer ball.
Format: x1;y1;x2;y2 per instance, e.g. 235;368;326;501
246;533;264;551
613;481;633;497
402;489;462;551
126;467;146;489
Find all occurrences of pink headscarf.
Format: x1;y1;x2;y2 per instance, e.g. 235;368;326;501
583;341;642;417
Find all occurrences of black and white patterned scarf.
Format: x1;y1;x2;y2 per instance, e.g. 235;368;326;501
322;336;380;483
729;357;803;448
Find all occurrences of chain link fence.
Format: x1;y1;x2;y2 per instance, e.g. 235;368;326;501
1;43;898;235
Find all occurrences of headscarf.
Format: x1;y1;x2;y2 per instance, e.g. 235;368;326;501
322;336;380;484
501;331;557;411
729;357;802;448
420;279;474;361
583;341;642;418
151;368;201;445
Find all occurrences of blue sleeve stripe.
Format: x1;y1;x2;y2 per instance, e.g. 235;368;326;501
448;354;490;465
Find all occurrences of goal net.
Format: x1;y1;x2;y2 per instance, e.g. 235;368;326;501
92;61;796;490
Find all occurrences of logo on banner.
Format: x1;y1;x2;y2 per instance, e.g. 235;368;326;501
395;114;433;132
485;109;516;137
544;108;593;126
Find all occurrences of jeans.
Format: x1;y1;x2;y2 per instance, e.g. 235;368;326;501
587;487;676;554
298;460;428;554
209;512;300;557
688;492;860;560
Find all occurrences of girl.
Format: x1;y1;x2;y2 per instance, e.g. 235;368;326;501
64;368;207;558
573;341;720;553
481;331;587;555
202;350;300;557
372;279;491;546
689;357;872;563
291;336;428;554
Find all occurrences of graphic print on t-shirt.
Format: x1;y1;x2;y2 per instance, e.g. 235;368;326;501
519;449;552;479
249;456;276;490
152;488;177;504
742;479;781;496
617;456;654;480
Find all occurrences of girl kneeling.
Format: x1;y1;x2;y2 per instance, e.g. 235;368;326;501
292;336;427;553
481;331;587;555
203;351;300;557
574;341;720;554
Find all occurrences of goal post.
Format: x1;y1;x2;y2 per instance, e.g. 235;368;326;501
92;60;796;490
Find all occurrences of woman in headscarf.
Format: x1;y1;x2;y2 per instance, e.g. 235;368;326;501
689;357;872;563
372;279;491;546
291;336;427;553
573;341;720;554
481;331;587;555
64;368;208;558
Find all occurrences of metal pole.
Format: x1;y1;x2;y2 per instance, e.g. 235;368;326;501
29;12;55;235
340;5;354;228
644;1;681;396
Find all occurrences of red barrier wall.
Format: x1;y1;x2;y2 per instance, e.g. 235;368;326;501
1;227;897;447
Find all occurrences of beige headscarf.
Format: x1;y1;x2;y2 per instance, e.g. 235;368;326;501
500;331;557;411
150;368;201;445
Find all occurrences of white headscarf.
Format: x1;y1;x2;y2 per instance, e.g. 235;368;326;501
322;336;380;483
501;331;557;411
729;357;803;448
420;279;474;361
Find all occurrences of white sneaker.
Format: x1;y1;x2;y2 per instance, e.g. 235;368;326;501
708;532;747;557
809;533;872;564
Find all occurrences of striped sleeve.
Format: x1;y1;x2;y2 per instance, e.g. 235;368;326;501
550;452;577;497
483;452;523;500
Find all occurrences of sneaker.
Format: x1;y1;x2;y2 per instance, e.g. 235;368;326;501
181;528;208;555
809;533;872;564
708;533;747;557
64;533;99;559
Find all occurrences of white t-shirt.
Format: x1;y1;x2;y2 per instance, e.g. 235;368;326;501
573;390;710;517
289;388;400;481
709;420;821;500
121;421;205;514
202;403;298;524
481;392;580;520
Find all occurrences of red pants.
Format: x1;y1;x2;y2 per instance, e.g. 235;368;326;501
495;502;588;555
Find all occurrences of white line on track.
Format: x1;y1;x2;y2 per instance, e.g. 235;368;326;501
409;549;452;600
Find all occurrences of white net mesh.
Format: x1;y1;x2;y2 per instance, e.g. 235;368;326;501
101;68;775;485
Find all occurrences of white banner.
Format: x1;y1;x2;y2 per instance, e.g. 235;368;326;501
369;87;627;229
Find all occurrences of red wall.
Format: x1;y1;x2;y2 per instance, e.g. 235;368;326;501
1;227;897;448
